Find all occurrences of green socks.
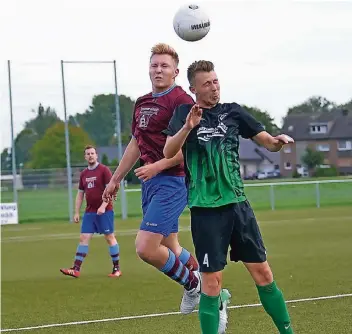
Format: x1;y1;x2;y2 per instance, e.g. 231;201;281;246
199;293;220;334
257;281;294;333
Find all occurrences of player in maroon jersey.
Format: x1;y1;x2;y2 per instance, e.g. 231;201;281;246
103;44;201;312
60;145;121;278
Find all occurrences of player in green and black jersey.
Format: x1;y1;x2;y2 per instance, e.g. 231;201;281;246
164;60;294;334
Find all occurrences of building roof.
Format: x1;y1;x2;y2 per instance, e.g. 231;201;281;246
282;109;352;140
96;145;128;164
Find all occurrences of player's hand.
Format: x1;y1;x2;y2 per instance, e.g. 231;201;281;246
102;181;120;202
184;104;203;130
97;206;106;215
134;163;161;182
74;213;80;224
273;134;294;150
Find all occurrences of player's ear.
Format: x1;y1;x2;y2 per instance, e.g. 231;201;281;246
189;85;196;95
173;68;179;79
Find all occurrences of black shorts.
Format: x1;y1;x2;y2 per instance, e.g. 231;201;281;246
190;200;267;273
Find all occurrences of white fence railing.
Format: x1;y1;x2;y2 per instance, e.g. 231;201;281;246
124;178;352;211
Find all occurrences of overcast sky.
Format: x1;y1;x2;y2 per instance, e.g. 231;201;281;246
1;0;351;151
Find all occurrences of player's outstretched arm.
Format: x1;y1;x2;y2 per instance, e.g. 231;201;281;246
253;131;294;152
164;130;190;159
111;137;141;184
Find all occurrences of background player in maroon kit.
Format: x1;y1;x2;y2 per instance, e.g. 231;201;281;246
103;44;201;313
60;146;121;278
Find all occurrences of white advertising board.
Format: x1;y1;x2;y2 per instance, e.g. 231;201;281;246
1;203;19;225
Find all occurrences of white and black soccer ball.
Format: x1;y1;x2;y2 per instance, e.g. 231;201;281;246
173;4;210;42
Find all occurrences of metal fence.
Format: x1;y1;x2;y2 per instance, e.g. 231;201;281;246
1;169;351;223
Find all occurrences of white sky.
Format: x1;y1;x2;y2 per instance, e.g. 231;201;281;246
1;0;352;151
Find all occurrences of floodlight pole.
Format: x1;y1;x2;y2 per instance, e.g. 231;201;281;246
7;60;18;204
61;60;74;223
61;60;127;220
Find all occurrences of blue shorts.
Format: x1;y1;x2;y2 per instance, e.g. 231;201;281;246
140;174;187;237
81;210;114;235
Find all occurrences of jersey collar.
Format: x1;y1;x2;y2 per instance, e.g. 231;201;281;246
87;162;99;170
152;83;176;98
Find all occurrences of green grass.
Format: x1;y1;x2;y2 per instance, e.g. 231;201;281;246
1;206;352;333
1;178;351;223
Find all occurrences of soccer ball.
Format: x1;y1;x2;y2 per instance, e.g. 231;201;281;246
173;4;210;42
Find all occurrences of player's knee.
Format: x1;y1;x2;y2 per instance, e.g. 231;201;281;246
253;263;273;286
135;240;153;262
79;233;92;244
104;233;117;245
201;272;222;296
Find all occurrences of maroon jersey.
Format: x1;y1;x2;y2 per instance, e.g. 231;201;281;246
132;85;194;176
78;163;113;213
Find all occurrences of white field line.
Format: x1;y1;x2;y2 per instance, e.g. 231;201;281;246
1;216;351;243
1;293;351;332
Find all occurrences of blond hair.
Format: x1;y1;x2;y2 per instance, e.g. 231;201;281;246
84;145;96;154
187;60;215;84
150;43;179;66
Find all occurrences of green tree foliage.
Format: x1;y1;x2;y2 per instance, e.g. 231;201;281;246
29;122;94;168
242;105;280;135
1;148;12;171
7;104;60;167
302;148;324;172
287;96;336;115
101;154;109;166
338;99;352;112
110;158;118;167
69;94;135;146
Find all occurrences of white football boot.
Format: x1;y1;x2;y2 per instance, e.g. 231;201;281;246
218;288;231;334
180;271;201;314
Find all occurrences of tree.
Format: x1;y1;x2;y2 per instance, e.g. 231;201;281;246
29;122;94;169
26;104;60;138
69;94;135;146
338;99;352;112
11;104;60;167
101;154;109;166
110;158;118;167
302;148;324;174
287;96;336;115
14;128;38;167
1;148;12;172
241;105;280;135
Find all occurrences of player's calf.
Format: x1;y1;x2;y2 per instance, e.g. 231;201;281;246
60;243;89;278
104;233;121;277
245;262;293;333
161;234;199;271
178;247;199;271
198;272;230;334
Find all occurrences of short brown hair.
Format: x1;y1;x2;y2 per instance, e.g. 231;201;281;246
84;145;96;154
150;43;179;66
187;60;214;85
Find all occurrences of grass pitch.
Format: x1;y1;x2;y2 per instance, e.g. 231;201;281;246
1;206;352;333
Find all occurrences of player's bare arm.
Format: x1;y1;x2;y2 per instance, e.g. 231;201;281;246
164;104;203;158
74;191;84;223
134;151;183;182
97;200;108;215
103;137;141;202
111;137;141;184
253;131;294;152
